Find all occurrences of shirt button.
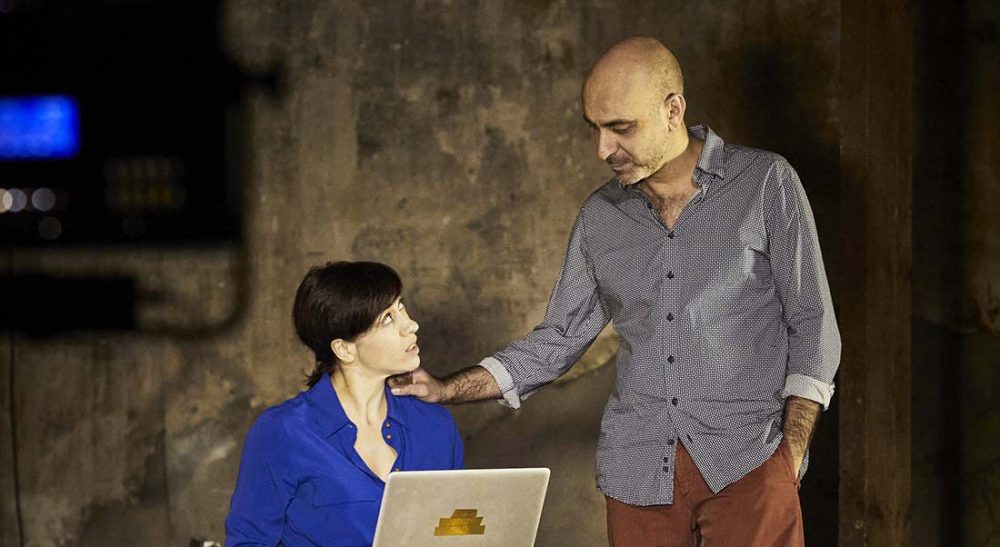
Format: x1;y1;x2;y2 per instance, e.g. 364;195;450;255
666;271;674;279
662;466;669;472
667;439;675;446
667;231;675;239
386;434;392;440
663;456;669;462
671;397;678;406
385;423;391;428
667;355;675;364
666;313;674;321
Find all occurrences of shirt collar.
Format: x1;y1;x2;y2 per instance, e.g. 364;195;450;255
384;383;410;430
306;372;410;436
615;124;727;201
689;124;727;180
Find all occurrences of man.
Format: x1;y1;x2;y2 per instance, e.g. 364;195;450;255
391;36;840;546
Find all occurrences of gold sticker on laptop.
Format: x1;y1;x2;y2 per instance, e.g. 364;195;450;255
434;509;486;536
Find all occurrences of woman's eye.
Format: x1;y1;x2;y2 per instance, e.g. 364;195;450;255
382;314;393;325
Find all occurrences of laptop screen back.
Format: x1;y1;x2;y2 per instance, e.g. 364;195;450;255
373;468;550;547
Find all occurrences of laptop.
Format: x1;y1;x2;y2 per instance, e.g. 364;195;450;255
372;468;550;547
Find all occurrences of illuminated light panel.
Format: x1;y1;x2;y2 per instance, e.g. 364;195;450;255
0;96;81;160
0;188;9;213
38;216;63;240
31;187;57;212
7;188;27;212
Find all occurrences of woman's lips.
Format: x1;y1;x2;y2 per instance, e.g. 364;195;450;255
406;343;419;354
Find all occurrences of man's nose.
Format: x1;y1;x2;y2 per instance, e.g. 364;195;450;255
596;130;617;162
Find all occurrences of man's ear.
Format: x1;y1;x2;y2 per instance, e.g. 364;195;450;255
331;339;356;364
665;93;686;130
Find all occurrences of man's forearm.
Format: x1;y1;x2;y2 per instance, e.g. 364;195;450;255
782;395;821;469
441;365;503;403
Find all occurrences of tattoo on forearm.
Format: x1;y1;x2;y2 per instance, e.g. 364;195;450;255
783;396;821;459
442;366;502;403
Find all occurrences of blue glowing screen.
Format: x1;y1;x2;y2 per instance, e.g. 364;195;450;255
0;95;80;160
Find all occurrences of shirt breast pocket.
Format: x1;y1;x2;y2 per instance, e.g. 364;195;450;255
289;477;381;546
311;477;379;507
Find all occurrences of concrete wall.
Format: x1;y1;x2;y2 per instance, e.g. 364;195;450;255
1;1;844;545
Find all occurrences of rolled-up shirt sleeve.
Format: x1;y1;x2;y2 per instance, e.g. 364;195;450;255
766;160;842;410
481;211;611;409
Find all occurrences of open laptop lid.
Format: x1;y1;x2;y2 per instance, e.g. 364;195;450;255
373;468;550;547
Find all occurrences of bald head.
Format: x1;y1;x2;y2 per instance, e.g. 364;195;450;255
581;37;689;185
585;37;684;101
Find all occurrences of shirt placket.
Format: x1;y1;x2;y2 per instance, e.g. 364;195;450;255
384;419;404;473
337;423;372;481
663;174;712;498
632;189;681;500
338;423;397;485
639;178;710;502
658;219;681;500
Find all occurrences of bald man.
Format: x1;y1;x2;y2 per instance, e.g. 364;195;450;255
392;37;840;546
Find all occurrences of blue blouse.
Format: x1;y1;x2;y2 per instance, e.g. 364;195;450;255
225;374;464;546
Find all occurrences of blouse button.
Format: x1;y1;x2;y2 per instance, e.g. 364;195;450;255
385;434;392;440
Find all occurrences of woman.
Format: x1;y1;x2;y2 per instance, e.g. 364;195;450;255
225;261;463;546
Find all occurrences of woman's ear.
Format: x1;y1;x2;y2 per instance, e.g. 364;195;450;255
331;339;356;364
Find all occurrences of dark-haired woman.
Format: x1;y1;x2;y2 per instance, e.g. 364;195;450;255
225;262;463;547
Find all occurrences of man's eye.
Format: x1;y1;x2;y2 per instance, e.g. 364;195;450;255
612;126;632;135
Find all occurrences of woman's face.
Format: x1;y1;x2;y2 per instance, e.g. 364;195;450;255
352;297;420;376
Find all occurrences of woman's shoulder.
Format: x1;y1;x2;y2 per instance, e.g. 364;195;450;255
393;395;457;429
391;394;464;468
246;390;313;439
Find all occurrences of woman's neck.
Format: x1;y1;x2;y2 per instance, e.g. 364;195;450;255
330;367;388;428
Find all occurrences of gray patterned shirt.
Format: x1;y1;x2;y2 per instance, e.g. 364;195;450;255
479;125;841;505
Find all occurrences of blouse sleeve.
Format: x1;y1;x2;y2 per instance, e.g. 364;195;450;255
225;412;296;546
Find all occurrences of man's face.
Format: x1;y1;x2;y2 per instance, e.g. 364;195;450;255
582;72;672;185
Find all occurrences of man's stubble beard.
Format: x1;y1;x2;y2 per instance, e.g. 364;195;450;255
613;148;669;186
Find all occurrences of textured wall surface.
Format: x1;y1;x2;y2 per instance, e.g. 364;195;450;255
2;1;843;545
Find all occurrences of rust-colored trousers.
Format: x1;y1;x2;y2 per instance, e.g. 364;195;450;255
606;441;804;547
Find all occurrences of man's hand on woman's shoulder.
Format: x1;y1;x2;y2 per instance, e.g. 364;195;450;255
389;367;446;403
